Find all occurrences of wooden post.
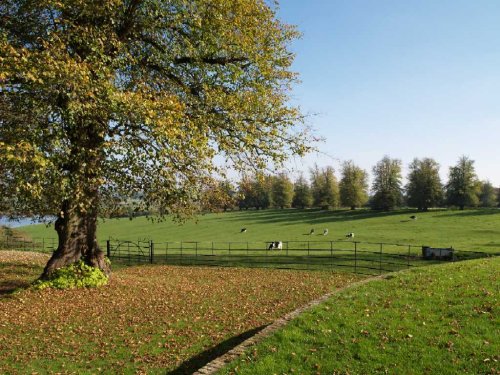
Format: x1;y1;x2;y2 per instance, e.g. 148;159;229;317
354;241;358;274
379;243;383;274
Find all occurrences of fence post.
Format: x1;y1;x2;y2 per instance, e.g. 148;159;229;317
379;243;383;274
150;240;154;264
407;245;411;268
330;241;333;269
106;240;111;258
354;241;358;274
307;241;310;270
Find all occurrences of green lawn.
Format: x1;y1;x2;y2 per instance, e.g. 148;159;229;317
17;208;500;253
219;256;500;375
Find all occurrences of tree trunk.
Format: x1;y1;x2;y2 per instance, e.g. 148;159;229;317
41;200;110;279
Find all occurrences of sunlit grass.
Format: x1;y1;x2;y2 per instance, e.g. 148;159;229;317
18;208;500;253
220;257;500;375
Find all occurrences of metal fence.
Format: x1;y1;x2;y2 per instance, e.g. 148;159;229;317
1;235;494;276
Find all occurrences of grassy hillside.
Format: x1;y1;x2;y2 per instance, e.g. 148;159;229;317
220;257;500;375
17;208;500;253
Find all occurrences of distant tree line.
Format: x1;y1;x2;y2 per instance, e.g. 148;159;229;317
201;155;499;212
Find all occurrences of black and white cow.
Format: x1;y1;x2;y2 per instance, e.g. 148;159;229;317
346;232;354;239
268;241;283;250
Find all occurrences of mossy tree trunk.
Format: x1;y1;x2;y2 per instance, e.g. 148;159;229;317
41;117;110;279
42;199;110;279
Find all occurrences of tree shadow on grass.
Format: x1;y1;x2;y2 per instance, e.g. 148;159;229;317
168;324;268;375
0;263;41;296
0;280;31;296
222;208;417;226
436;209;500;218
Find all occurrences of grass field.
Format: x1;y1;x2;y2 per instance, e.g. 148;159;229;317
15;208;500;253
1;209;499;374
0;251;360;374
220;256;500;375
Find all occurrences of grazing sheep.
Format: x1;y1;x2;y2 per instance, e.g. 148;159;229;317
323;229;329;236
240;228;247;233
268;241;283;250
309;228;315;235
346;232;354;239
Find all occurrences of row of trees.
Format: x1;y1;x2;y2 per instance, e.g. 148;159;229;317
202;156;499;212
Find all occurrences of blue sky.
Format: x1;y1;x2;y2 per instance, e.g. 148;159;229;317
277;0;500;186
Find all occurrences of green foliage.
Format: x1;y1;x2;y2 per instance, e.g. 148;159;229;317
339;160;369;210
200;179;238;212
371;156;403;210
310;165;340;209
405;157;443;210
32;260;109;290
0;0;311;222
292;174;313;208
238;173;273;210
446;156;480;210
479;181;498;208
271;172;294;209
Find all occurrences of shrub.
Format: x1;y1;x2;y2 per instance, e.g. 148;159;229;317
32;260;109;290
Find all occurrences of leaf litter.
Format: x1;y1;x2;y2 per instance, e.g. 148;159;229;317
0;251;360;373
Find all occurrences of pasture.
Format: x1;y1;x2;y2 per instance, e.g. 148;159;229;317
1;209;499;373
220;256;500;374
16;208;500;253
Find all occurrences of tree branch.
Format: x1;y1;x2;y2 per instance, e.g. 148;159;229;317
174;56;249;65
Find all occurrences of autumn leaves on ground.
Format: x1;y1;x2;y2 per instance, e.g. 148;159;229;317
0;251;359;374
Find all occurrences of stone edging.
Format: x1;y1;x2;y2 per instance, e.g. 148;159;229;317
193;275;386;375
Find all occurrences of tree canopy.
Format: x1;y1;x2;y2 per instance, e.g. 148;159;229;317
478;181;497;208
445;156;479;210
405;158;443;211
339;160;368;210
310;165;339;210
0;0;310;276
370;156;403;211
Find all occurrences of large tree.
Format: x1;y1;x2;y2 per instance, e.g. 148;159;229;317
310;165;339;210
339;160;368;210
478;181;497;208
271;172;294;209
292;174;312;209
445;156;479;210
0;0;310;278
371;156;403;210
405;158;443;211
237;173;272;210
